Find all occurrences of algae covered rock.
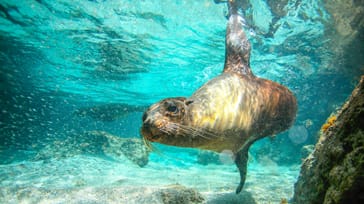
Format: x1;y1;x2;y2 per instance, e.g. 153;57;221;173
34;130;150;167
293;76;364;204
89;130;151;167
157;184;204;204
300;145;314;160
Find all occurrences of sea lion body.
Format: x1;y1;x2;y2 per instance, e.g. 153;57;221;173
142;72;296;153
188;73;296;152
141;0;297;194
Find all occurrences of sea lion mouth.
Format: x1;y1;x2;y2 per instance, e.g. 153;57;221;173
141;122;164;142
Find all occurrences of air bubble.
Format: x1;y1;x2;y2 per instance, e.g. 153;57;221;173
288;125;308;144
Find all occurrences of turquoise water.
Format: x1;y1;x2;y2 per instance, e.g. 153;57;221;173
1;0;363;203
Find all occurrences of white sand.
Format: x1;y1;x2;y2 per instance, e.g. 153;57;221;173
0;150;300;203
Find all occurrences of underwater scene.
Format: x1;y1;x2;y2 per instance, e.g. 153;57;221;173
1;0;363;203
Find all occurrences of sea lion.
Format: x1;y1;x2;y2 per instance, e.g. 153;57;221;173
140;0;297;194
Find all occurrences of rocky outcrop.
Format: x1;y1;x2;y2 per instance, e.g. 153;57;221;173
324;0;364;40
293;76;364;204
34;131;150;167
323;0;364;77
157;184;204;204
300;145;314;160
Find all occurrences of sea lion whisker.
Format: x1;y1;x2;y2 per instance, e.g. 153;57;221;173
166;122;189;132
174;123;218;140
177;123;218;138
165;122;188;133
165;122;195;137
142;136;154;151
159;127;172;135
161;124;180;136
176;125;211;139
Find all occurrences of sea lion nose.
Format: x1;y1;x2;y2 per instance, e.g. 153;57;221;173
141;123;160;142
141;120;153;137
142;112;148;122
141;113;154;137
141;117;163;142
141;123;151;137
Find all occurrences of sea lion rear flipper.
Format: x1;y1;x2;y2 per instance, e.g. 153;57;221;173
223;0;254;77
235;147;249;194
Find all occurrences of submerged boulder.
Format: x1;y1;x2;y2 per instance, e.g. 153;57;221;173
157;184;204;204
293;76;364;203
34;130;150;167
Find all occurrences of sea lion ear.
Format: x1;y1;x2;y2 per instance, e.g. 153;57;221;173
185;100;194;106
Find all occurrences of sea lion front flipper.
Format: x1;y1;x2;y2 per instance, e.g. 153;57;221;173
235;147;249;194
223;0;254;77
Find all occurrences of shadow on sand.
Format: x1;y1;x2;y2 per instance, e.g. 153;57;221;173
206;190;256;204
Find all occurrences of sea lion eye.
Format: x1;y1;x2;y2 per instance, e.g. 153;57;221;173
167;104;178;113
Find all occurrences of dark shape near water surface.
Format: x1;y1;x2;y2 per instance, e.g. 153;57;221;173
75;103;147;121
140;0;297;194
293;76;364;204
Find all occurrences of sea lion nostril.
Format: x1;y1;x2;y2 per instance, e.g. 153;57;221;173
142;122;150;129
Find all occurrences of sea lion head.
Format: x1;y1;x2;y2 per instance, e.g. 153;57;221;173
141;97;194;144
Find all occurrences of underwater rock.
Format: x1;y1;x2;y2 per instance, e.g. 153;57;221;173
323;0;364;77
324;0;364;39
34;131;150;167
157;184;204;204
293;76;364;204
118;136;150;167
93;131;151;167
74;103;147;121
300;145;314;160
197;150;222;165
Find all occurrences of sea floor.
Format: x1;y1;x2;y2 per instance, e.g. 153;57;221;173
0;150;300;204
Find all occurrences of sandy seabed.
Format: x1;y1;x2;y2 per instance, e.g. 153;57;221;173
0;151;300;204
